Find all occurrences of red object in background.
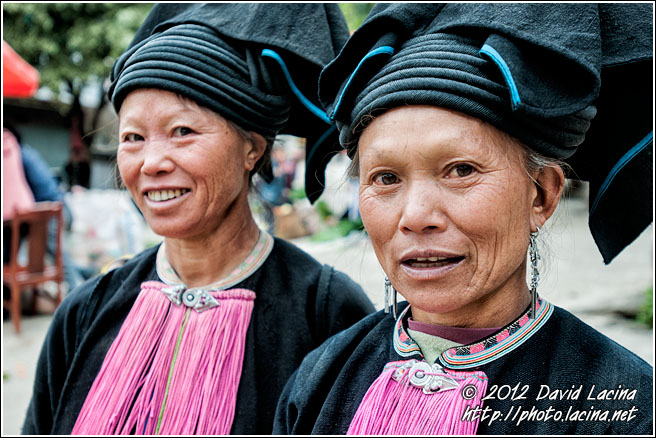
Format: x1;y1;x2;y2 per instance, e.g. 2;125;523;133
3;40;40;98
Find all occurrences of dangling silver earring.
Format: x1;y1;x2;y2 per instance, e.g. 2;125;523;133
528;226;540;319
384;276;398;319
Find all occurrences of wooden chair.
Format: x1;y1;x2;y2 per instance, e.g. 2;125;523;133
3;201;64;333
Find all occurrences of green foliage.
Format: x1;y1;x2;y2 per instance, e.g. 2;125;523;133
288;187;307;202
339;3;375;32
635;286;653;328
340;217;364;234
1;3;373;97
2;3;153;96
311;217;364;242
314;200;333;220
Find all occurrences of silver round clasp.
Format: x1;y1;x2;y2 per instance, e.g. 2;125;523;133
182;289;200;307
409;361;432;386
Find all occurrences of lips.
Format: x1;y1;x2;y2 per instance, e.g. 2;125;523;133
402;255;465;268
146;188;190;202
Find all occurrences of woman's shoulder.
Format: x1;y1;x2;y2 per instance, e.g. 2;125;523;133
313;307;391;356
550;305;651;368
259;238;326;288
99;244;160;283
56;245;160;320
274;307;399;433
545;305;653;395
266;237;370;299
286;306;395;392
270;237;324;268
539;305;653;433
255;237;374;342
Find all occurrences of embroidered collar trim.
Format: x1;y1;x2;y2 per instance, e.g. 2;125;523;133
392;297;554;369
156;229;274;290
392;305;423;358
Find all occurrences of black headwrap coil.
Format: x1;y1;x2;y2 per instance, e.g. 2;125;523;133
109;3;348;195
317;3;653;264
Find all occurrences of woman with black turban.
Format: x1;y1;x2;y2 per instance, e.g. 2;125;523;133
274;3;653;435
22;4;374;435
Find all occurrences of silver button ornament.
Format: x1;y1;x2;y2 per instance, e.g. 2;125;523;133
161;285;220;312
392;359;459;394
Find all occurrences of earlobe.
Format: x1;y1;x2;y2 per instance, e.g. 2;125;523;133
531;165;565;231
245;132;267;171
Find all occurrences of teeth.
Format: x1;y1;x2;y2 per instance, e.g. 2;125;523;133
147;189;188;202
407;255;463;268
410;260;451;268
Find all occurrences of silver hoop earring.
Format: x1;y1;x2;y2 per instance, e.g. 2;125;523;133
528;226;540;319
384;276;398;319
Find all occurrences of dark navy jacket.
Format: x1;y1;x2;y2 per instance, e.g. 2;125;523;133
22;238;374;434
275;300;653;435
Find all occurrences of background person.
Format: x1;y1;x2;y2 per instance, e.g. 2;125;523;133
2;127;35;262
22;4;374;435
5;125;93;291
275;3;653;435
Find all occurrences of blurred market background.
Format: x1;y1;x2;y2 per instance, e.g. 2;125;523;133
1;3;653;435
2;3;376;278
2;3;376;299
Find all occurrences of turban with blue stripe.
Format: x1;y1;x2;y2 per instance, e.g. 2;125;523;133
109;3;348;195
317;3;652;264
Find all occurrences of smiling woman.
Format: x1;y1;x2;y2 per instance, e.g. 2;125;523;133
274;3;653;435
117;90;263;252
21;4;375;435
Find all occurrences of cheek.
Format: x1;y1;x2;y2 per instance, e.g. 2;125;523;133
360;191;389;231
359;190;397;265
116;150;139;189
464;184;532;264
465;177;531;226
200;156;248;203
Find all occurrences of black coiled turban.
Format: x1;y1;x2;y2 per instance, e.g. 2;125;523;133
317;3;653;264
109;3;349;194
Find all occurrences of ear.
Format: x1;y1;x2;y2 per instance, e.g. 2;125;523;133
530;165;565;231
244;132;267;172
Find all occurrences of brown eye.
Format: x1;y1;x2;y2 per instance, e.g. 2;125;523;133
455;164;474;177
375;172;398;185
123;133;144;142
174;126;194;136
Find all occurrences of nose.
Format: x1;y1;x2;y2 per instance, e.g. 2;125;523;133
398;180;448;234
140;139;175;176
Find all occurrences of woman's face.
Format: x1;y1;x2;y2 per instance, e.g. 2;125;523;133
358;106;541;325
117;89;262;240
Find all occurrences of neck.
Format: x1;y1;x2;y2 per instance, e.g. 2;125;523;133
411;266;532;328
164;202;261;288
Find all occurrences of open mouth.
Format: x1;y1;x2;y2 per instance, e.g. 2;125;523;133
146;188;190;202
402;256;465;268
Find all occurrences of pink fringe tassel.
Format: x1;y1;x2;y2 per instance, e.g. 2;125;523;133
347;361;488;435
72;281;255;435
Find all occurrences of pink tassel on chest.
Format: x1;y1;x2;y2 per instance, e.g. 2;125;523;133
347;359;488;435
72;281;255;435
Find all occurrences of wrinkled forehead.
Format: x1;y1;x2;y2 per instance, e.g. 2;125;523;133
359;105;525;159
118;88;222;120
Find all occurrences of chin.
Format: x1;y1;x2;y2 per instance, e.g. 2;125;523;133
402;285;478;317
148;222;195;239
410;300;465;316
